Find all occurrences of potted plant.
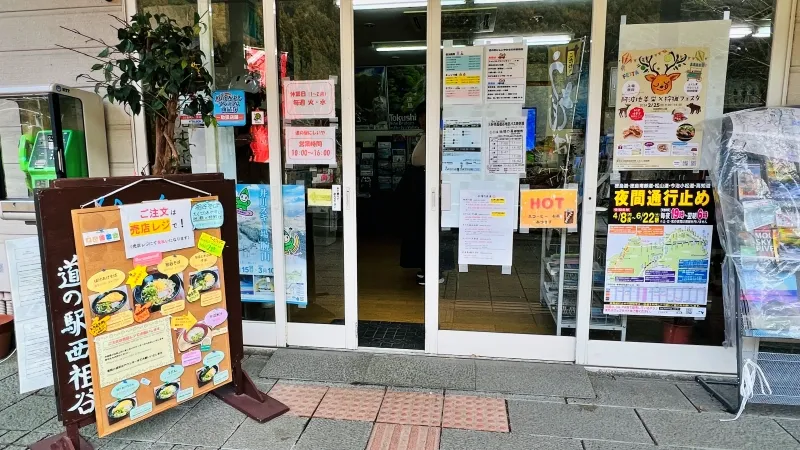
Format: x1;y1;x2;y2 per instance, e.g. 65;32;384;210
663;317;694;344
61;12;215;174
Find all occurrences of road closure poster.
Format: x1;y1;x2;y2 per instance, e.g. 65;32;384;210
604;182;714;317
613;47;709;170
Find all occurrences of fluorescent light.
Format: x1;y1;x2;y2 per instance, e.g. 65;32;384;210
730;26;753;38
753;26;771;38
474;34;572;46
375;45;427;52
474;0;540;3
337;0;464;9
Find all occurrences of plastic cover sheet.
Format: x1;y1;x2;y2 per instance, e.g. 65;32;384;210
702;107;800;344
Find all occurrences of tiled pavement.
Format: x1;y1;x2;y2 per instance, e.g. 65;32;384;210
2;349;800;449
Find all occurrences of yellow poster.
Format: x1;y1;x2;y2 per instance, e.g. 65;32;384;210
519;189;578;229
307;188;332;207
613;47;708;170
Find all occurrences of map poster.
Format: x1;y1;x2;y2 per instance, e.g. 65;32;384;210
613;47;709;170
604;182;714;317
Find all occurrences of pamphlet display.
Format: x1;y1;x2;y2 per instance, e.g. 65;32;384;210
458;189;514;266
236;184;309;306
604;182;714;317
443;47;483;105
71;197;232;436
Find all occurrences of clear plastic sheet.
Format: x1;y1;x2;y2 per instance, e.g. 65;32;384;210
702;106;800;344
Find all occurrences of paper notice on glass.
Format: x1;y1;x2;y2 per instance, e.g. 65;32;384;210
284;126;337;166
485;45;528;104
443;47;483;105
487;117;526;174
7;237;53;393
94;317;175;387
119;199;194;258
442;118;482;174
458;190;514;266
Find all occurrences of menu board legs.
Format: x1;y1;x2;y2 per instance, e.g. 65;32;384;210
211;371;289;422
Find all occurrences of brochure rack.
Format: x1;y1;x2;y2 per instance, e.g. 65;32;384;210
697;106;800;415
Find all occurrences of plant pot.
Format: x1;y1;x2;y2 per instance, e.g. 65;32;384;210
0;314;13;359
663;321;693;344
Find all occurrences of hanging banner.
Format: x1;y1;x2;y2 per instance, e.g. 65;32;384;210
284;126;337;166
442;118;482;174
519;189;578;229
443;47;483;105
485;44;527;104
458;189;514;266
547;39;585;154
282;79;336;120
604;182;714;317
212;90;246;127
613;47;709;170
70;196;232;437
237;184;308;306
387;65;426;130
487;117;526;174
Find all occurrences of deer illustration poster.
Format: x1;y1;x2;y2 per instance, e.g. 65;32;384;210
612;46;709;171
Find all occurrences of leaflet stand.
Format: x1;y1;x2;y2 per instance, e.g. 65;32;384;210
31;175;288;450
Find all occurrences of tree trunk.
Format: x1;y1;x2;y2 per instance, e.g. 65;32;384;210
152;99;180;175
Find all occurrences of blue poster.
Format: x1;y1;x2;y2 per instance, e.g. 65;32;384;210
213;89;246;127
237;184;308;306
524;107;537;152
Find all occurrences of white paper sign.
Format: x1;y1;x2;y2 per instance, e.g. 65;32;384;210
332;185;342;212
7;237;53;393
487;117;526;174
285;126;337;166
442;118;482;174
119;199;195;258
458;189;514;266
443;47;484;105
485;45;528;104
283;80;336;119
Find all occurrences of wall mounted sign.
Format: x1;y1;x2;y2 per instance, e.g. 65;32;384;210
282;79;336;120
213;90;246;127
519;189;578;229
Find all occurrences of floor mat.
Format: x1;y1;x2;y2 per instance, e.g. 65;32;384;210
358;320;425;350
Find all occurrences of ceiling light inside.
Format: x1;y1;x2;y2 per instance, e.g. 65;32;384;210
729;25;753;38
337;0;465;10
474;34;572;46
753;26;771;38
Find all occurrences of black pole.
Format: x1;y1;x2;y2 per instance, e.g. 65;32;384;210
48;93;67;179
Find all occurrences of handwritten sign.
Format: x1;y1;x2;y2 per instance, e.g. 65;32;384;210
120;200;194;258
197;233;225;257
282;79;336;119
190;201;224;230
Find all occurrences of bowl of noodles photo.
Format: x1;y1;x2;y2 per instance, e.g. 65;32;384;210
177;322;211;352
196;365;218;387
134;273;183;312
154;382;179;404
189;270;219;293
91;289;128;317
106;397;136;424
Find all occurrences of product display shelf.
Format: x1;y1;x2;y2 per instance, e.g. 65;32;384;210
539;229;627;340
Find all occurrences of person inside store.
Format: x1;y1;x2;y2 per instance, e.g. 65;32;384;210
398;102;446;285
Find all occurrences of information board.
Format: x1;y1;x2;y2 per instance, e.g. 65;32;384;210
604;182;714;317
71;197;232;437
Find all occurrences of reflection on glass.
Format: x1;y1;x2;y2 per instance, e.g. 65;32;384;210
278;0;344;325
437;0;596;336
593;0;775;345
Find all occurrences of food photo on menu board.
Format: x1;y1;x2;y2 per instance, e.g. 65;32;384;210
70;197;232;437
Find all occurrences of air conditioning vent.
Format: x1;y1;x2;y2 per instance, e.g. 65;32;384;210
407;7;496;35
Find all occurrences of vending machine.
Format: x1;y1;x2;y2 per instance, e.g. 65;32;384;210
0;84;109;221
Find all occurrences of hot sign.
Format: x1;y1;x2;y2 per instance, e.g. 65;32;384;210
519;189;579;229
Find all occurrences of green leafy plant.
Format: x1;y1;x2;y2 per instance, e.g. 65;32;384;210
60;12;215;175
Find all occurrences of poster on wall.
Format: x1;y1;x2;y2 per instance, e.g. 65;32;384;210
284;126;337;166
237;184;309;306
519;189;578;229
613;47;709;170
604;182;714;317
387;65;426;130
70;197;232;437
485;44;527;104
443;47;483;105
458;189;514;266
212;90;246;127
547;39;585;155
487;117;526;174
355;67;389;130
282;79;336;120
442;118;482;174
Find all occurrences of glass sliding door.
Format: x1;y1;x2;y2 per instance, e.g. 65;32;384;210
429;0;596;361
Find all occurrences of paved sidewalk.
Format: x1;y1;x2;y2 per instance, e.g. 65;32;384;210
2;348;800;449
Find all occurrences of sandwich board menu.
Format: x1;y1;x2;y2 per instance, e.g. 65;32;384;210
70;197;232;437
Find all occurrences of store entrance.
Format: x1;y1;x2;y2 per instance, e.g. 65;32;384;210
354;7;427;350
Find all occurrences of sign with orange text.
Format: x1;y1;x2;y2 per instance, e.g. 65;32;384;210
282;80;336;120
284;126;337;166
613;47;709;170
519;189;578;229
120;200;194;259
